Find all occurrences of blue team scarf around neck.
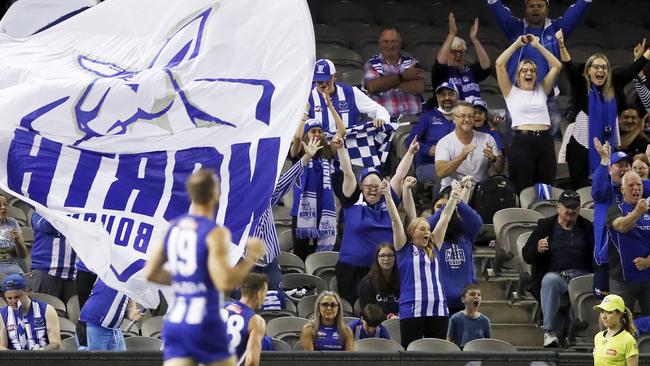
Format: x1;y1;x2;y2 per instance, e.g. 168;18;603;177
296;158;337;251
587;84;617;173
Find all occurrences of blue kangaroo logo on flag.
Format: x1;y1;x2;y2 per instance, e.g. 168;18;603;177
19;7;275;145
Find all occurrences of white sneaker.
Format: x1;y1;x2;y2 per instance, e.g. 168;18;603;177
543;331;559;347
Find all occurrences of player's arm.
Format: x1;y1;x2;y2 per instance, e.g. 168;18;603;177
44;305;61;350
143;241;172;285
300;323;315;351
207;228;265;292
244;314;266;366
0;314;8;350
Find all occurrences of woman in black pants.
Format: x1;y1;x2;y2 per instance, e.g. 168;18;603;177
557;30;650;189
495;34;562;193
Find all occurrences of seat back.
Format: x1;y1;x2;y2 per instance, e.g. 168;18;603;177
380;318;401;345
568;274;594;311
141;315;164;338
406;337;461;352
30;293;67;318
519;185;563;209
579;208;594;223
516;231;533;275
355;337;405;352
58;316;77;339
576;294;602;337
266;317;311;348
282;273;329;294
638;335;650;354
305;251;339;283
463;338;517;352
493;208;542;267
60;336;79;351
270;337;292;351
66;295;80;325
124;336;162;351
278;252;306;274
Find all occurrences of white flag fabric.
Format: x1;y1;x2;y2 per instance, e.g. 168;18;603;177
0;0;314;307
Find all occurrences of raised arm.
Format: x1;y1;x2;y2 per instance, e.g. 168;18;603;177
290;104;310;158
143;240;172;285
383;178;407;251
486;0;523;40
10;229;26;259
437;12;457;65
207;229;265;292
337;136;357;198
322;90;347;138
391;136;419;196
612;199;648;234
528;34;562;95
432;182;461;249
470;18;491;70
495;36;526;96
402;176;418;224
554;0;593;37
459;176;473;204
556;29;571;63
352;87;390;127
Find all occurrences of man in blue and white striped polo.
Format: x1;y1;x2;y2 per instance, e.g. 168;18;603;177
28;212;77;304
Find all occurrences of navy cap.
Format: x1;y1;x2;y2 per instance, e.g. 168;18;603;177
472;99;488;111
303;119;323;135
435;82;458;95
1;274;26;292
610;151;632;166
313;59;336;82
359;167;383;182
558;190;580;208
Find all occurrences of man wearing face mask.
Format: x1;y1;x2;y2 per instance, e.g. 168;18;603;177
405;82;458;194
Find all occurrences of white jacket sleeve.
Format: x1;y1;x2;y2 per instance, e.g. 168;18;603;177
352;87;390;123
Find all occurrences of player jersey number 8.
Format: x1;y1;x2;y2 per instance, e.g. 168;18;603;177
222;309;245;354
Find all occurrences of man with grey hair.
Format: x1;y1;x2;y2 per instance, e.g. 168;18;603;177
435;101;504;193
606;170;650;316
431;12;491;103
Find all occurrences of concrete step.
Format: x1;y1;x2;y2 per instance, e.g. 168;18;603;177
492;323;544;347
480;300;536;324
477;278;516;301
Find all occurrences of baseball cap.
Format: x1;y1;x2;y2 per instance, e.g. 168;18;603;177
435;82;458;95
593;294;626;313
1;274;26;292
472;99;488;111
303;119;323;134
610;151;632;166
359;167;383;182
313;59;336;82
558;190;580;209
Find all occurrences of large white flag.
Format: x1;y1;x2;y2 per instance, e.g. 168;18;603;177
0;0;314;307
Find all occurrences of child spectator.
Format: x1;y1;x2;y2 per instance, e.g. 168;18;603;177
348;304;390;341
447;284;491;349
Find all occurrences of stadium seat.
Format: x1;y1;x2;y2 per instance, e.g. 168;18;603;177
314;24;349;48
141;315;163;338
463;338;517;352
329;277;338;293
579;208;594;223
411;43;436;71
282;273;329;295
30;293;68;318
373;2;428;26
305;251;339;283
359;42;380;64
355;337;405;352
478;76;501;96
278;252;306;274
316;45;364;69
516;231;533;276
320;1;373;25
120;318;141;338
343;316;359;324
278;229;293;252
66;295;80;325
568;274;594;334
58;316;76;339
297;294;353;319
575;293;602;338
266;317;311;348
493;208;542;272
638;335;650;354
293;339;304;351
124;336;162;351
380;317;401;345
60;336;78;351
406;337;461;352
399;24;445;50
576;186;592;208
339;69;364;87
259;299;298;322
268;337;291;352
344;23;382;53
6;206;28;227
566;28;608;51
20;227;34;244
519;185;564;210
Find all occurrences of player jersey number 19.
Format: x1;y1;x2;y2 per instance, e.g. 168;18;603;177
167;226;198;276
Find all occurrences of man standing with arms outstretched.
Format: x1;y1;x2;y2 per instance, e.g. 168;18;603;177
144;169;266;366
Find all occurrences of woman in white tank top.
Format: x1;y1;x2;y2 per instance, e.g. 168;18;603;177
495;34;562;193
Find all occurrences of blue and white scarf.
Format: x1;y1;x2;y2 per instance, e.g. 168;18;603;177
588;85;618;173
296;159;337;251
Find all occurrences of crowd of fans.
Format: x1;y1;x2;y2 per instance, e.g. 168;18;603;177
1;0;650;365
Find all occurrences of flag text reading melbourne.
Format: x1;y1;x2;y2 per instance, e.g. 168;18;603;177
0;0;314;307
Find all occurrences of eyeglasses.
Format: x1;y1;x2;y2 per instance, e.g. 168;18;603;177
454;114;473;120
319;302;339;308
378;253;395;259
363;184;380;190
590;64;609;71
450;49;465;55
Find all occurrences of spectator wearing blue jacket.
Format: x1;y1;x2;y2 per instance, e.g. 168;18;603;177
404;83;457;193
487;0;592;137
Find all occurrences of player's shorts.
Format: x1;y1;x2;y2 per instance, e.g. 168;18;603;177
162;318;231;364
